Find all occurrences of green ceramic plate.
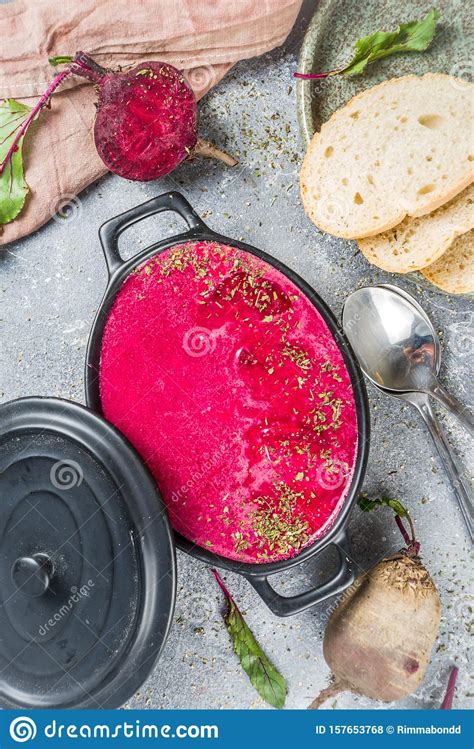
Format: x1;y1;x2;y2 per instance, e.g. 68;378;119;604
295;0;473;296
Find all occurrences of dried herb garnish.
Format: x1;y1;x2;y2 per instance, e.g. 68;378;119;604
294;9;439;80
282;342;312;371
212;569;287;709
159;241;262;283
251;483;310;556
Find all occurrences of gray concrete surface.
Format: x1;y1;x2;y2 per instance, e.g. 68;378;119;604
1;4;472;710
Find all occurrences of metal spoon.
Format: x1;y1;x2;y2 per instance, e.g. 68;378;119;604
343;285;473;542
344;284;474;434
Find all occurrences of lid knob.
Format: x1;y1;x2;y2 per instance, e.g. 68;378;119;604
11;553;54;597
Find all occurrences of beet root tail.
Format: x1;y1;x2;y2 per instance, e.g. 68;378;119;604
193;138;238;167
307;679;346;709
440;666;459;709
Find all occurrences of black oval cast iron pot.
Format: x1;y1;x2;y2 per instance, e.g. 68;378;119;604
85;192;370;617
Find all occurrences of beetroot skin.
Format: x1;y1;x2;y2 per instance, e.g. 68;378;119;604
55;52;237;181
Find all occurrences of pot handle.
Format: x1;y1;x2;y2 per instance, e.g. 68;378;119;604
247;531;356;617
99;191;209;275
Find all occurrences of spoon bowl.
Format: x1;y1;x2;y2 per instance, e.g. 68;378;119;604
342;285;437;393
342;284;473;542
377;284;441;375
343;285;474;435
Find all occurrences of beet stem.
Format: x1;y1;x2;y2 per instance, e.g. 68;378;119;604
193;138;238;167
395;514;420;555
211;568;234;601
0;69;70;176
67;51;108;84
406;513;417;545
440;666;459;709
395;515;411;546
293;70;339;80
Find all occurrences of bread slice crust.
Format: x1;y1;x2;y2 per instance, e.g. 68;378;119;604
421;230;474;294
357;184;474;273
300;74;474;239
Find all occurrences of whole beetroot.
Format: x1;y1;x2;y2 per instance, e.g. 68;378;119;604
309;499;441;708
60;52;237;180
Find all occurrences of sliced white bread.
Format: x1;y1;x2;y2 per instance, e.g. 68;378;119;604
357;184;474;273
421;230;474;294
300;74;474;239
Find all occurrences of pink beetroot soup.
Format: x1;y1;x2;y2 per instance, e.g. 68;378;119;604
99;241;358;563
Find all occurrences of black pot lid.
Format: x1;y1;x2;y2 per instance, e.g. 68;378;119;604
0;397;176;709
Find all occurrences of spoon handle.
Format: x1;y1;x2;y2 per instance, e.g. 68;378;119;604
408;393;474;543
429;383;474;438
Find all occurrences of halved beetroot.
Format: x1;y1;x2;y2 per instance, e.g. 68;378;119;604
57;52;238;181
